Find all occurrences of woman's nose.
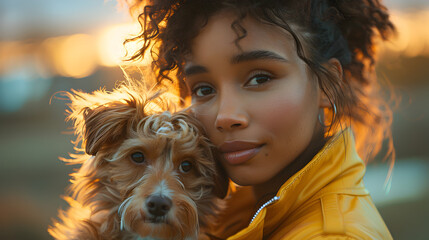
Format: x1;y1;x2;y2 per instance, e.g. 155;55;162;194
215;97;248;132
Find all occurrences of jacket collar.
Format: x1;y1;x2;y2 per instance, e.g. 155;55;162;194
228;128;369;239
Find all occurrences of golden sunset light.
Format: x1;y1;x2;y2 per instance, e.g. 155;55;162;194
381;10;429;57
96;23;147;67
1;1;429;239
42;34;98;78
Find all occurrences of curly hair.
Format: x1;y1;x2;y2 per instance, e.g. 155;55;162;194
123;0;395;165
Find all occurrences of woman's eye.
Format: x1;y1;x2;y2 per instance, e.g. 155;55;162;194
246;74;272;87
179;161;193;173
130;152;145;164
192;85;215;97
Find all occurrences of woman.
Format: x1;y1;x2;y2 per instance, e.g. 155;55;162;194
126;0;395;239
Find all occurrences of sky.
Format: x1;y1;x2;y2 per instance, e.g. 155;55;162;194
0;0;129;40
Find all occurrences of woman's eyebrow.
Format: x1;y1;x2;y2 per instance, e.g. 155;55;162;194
184;65;208;76
184;50;287;76
231;50;288;64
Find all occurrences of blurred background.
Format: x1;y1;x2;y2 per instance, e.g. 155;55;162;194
0;0;428;239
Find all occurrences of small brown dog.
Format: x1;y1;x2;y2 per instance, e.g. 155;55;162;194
49;83;228;240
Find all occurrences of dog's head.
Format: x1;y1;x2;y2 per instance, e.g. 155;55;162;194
65;87;228;239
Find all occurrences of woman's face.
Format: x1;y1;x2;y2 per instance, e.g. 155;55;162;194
185;11;326;186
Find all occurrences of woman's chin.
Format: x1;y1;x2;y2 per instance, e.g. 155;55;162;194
227;169;267;186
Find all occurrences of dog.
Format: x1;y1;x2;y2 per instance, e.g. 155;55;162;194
49;83;228;240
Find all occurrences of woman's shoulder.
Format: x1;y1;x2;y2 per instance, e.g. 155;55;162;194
269;193;392;240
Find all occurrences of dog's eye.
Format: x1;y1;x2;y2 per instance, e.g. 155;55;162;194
130;152;145;164
179;161;193;173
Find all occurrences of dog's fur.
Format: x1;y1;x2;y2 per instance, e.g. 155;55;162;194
49;83;228;240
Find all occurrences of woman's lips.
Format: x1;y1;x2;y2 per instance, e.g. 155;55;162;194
219;141;264;165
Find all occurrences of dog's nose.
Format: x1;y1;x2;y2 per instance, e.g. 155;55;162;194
146;195;172;217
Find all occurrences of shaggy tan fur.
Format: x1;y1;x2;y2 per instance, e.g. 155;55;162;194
49;83;228;240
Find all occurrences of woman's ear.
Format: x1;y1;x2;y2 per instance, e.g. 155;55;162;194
327;58;343;80
319;58;343;108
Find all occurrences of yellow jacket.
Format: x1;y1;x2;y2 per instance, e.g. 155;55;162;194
212;129;392;240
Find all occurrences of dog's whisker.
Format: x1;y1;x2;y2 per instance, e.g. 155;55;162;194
197;187;205;200
173;174;186;191
189;187;206;201
127;173;149;190
118;196;133;215
118;196;134;231
107;150;128;163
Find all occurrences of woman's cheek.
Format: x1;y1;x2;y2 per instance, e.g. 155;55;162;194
253;91;304;133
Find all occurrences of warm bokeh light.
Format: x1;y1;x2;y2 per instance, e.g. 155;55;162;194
97;23;151;67
0;41;20;75
381;10;429;57
0;9;427;83
43;34;98;78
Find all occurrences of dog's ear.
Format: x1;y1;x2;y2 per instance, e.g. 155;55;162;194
82;102;135;155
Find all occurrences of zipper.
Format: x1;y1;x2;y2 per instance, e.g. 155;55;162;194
249;196;280;225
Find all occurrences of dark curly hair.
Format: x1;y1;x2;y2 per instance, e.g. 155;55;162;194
123;0;395;165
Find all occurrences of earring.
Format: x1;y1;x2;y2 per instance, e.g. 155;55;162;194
318;103;337;127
